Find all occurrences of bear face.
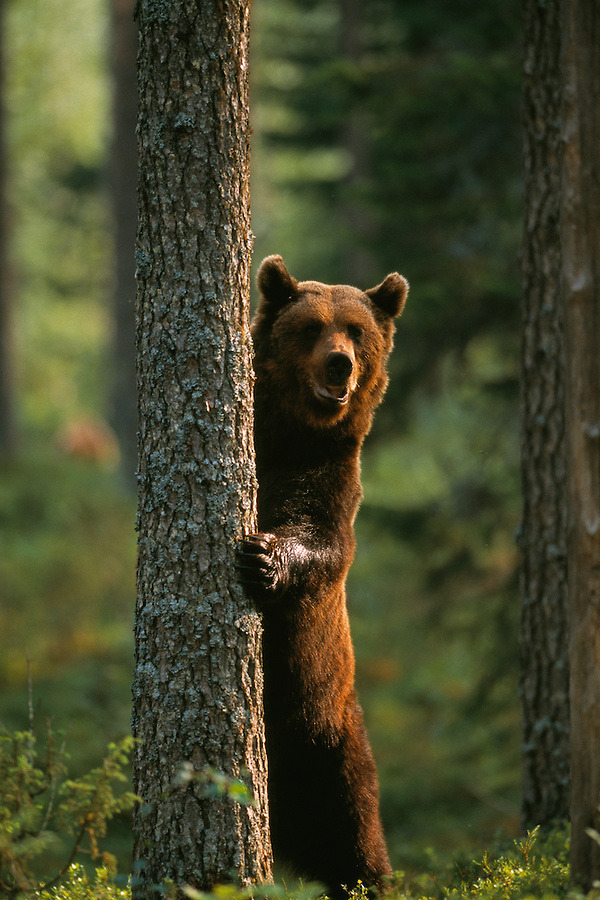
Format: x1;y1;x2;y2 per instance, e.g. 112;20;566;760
253;256;408;432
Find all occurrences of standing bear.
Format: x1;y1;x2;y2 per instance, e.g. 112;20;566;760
239;256;408;897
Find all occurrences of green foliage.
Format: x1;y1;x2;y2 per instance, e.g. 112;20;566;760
182;881;323;900
352;340;521;859
0;721;136;896
0;451;135;809
382;826;594;899
252;0;522;400
36;867;321;900
6;0;111;436
175;763;256;808
38;864;130;900
0;452;135;686
28;828;600;900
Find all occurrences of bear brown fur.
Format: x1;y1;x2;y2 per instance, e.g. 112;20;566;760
239;255;408;897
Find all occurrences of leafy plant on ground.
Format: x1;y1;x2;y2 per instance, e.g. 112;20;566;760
381;826;598;899
16;826;600;900
37;864;130;900
0;718;136;896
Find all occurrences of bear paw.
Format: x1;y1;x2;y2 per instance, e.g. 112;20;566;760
238;532;283;603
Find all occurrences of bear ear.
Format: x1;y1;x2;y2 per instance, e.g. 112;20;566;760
257;255;299;309
366;273;409;318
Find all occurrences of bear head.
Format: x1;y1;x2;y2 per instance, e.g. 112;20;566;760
252;255;408;432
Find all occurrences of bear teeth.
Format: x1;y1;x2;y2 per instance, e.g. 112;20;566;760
315;385;350;405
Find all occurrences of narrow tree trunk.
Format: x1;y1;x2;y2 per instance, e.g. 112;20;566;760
561;0;600;888
0;2;16;455
339;0;375;286
109;0;138;489
132;1;272;892
519;0;570;828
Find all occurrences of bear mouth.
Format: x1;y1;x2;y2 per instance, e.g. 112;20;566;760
314;385;350;406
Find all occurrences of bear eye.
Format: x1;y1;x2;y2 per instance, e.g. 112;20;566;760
348;324;363;342
303;321;322;341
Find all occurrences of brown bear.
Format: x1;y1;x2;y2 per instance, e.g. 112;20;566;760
239;255;408;897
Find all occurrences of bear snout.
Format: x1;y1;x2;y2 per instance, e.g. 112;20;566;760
312;350;357;407
325;351;354;386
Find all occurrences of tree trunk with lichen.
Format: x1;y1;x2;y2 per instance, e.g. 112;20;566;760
131;1;272;893
561;0;600;889
519;0;570;830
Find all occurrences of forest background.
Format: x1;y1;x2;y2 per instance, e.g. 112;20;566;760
0;0;523;878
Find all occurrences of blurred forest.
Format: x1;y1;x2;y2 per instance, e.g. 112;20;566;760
0;0;523;878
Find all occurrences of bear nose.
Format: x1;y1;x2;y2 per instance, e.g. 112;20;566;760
325;351;354;385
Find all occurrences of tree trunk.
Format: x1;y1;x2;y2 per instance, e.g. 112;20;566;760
519;0;570;828
339;0;375;286
109;0;138;489
132;0;272;893
561;0;600;889
0;0;16;455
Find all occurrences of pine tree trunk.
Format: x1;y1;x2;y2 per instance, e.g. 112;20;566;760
561;0;600;888
519;0;570;828
132;0;272;892
339;0;374;286
0;3;16;455
109;0;138;489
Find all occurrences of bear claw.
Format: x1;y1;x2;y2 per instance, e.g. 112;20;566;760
237;532;282;602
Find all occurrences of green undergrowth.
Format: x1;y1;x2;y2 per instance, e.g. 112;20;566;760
385;826;586;899
30;827;600;900
0;722;136;897
1;715;592;900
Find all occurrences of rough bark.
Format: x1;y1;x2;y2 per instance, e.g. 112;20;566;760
561;0;600;888
519;0;570;828
110;0;138;489
132;1;272;893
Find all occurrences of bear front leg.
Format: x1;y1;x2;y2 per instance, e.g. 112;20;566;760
238;529;334;606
